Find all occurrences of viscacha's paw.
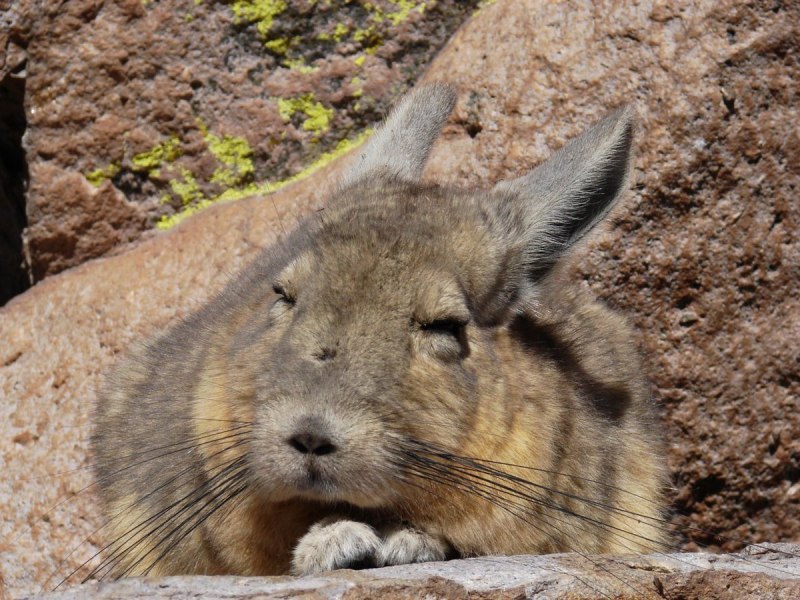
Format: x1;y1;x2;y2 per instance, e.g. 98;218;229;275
291;519;381;575
376;526;449;566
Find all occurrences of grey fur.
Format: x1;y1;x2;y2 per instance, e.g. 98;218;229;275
292;519;381;575
375;526;449;567
341;83;457;187
492;106;634;279
91;84;666;582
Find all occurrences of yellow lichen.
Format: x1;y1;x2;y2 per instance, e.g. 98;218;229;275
350;76;364;98
364;0;425;26
264;37;291;55
277;94;334;134
352;24;383;54
169;168;204;206
231;0;288;38
147;0;452;232
331;22;350;42
282;57;319;74
353;26;377;43
131;136;182;173
157;198;216;230
85;163;120;187
198;123;255;187
385;0;426;26
156;129;373;230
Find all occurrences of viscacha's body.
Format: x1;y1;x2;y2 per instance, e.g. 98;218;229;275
93;84;667;578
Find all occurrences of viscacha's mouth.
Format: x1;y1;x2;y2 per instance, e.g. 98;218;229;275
292;469;341;498
290;472;395;509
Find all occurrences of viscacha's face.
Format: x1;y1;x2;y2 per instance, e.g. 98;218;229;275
242;184;513;510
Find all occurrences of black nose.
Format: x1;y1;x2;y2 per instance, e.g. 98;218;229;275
287;431;337;456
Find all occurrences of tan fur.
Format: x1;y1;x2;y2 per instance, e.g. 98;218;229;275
92;84;667;579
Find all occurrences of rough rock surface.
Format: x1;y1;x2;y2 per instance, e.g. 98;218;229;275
22;545;800;599
1;0;799;598
13;0;481;282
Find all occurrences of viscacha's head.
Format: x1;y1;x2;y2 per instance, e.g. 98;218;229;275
93;84;665;582
198;83;639;513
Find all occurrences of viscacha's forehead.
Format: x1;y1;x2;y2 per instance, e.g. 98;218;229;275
280;191;503;313
315;185;494;259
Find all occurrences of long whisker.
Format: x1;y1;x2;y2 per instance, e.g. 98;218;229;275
396;461;634;598
88;453;248;582
400;439;800;578
53;436;251;590
94;448;250;581
412;440;800;559
44;426;253;590
126;459;250;578
389;465;622;599
36;423;252;485
406;454;662;554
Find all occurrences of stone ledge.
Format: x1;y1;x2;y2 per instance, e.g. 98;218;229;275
25;544;800;600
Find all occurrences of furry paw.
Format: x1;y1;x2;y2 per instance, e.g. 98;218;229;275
376;526;449;566
291;519;381;575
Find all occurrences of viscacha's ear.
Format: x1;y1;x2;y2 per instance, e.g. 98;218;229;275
341;83;456;187
491;106;634;281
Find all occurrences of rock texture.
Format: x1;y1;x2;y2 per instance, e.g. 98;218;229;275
1;0;799;598
22;545;800;599
15;0;481;282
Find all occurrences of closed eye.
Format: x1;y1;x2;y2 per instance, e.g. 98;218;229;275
272;284;295;305
420;318;467;337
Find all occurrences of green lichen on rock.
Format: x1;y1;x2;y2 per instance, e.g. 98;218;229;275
112;1;482;233
229;1;435;64
281;56;319;73
131;136;182;174
372;0;427;26
199;121;255;188
277;93;334;134
169;168;204;206
156;129;373;230
350;76;365;97
85;163;120;187
232;0;288;38
318;22;350;42
264;37;292;55
334;22;351;41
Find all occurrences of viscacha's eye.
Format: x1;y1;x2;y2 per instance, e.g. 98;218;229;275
420;318;466;338
272;284;295;306
416;316;469;362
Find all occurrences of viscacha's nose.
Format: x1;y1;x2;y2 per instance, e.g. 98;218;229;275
287;419;337;456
